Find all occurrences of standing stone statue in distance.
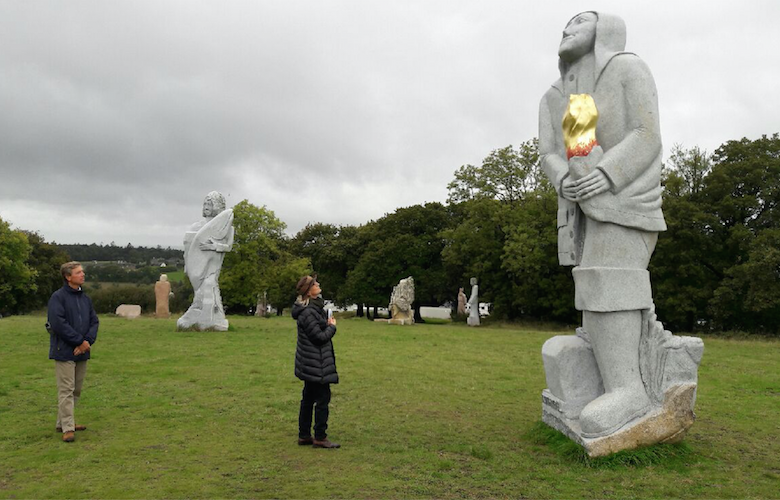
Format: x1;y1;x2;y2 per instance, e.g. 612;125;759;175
457;287;467;315
177;191;234;331
537;11;703;457
467;278;479;327
388;276;415;325
155;274;172;318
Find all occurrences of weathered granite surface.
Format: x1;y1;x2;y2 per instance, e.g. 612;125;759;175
457;288;467;315
467;277;480;326
177;191;234;331
388;276;415;325
536;11;704;455
155;274;171;318
542;308;703;456
116;304;141;319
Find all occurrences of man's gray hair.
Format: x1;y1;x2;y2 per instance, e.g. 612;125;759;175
60;261;82;280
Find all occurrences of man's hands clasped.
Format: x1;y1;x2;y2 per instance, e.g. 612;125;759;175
73;340;91;356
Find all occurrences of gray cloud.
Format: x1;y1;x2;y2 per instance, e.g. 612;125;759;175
1;0;778;247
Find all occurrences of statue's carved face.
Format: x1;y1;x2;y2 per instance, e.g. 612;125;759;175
558;12;597;63
202;198;216;217
202;192;226;218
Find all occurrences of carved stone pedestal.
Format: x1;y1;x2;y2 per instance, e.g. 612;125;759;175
541;308;704;457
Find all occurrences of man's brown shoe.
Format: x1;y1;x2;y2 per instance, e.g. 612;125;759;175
56;425;87;432
313;438;340;449
298;437;314;445
62;431;75;443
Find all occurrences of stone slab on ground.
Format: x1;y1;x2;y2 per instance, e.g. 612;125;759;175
115;304;142;319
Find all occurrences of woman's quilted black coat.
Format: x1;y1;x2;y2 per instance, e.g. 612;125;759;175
291;302;338;384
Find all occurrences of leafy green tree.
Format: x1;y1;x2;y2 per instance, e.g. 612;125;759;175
650;147;719;331
501;186;576;322
710;229;780;333
266;255;312;316
341;203;454;319
441;199;509;314
665;144;712;196
289;223;363;305
447;139;540;205
444;138;571;320
220;200;294;314
652;134;780;333
0;217;36;316
706;133;780;234
16;231;71;312
703;134;780;332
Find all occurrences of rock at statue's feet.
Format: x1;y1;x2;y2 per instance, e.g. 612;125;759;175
579;387;651;438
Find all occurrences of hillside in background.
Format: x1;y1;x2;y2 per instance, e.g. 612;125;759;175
56;242;183;265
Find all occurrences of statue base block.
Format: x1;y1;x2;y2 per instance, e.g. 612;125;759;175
542;383;697;457
176;308;228;332
388;318;414;325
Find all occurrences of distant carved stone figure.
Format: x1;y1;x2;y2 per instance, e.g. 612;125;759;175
388;276;415;325
155;274;172;318
467;278;479;326
457;287;467;315
177;191;234;331
537;11;703;456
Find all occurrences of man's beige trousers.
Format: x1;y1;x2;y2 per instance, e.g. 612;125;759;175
55;360;87;432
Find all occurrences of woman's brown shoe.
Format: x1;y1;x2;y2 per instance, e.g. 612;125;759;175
313;439;340;449
62;431;75;443
297;437;314;445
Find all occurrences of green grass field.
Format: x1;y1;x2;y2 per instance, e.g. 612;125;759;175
0;315;777;499
163;270;185;283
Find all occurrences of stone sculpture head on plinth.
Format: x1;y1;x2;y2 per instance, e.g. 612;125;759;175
177;191;234;331
155;274;172;318
388;276;415;325
467;277;479;326
537;11;703;457
457;287;467;315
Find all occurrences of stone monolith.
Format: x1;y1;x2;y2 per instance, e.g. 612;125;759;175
155;274;172;318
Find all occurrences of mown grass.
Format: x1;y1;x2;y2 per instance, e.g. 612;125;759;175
0;315;777;499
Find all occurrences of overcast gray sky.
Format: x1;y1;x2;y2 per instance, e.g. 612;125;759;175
1;0;777;247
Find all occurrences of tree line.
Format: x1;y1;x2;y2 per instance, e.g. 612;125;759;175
2;133;778;333
56;242;182;264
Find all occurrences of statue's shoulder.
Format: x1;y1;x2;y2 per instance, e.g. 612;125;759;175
189;219;206;232
543;80;564;98
602;52;652;79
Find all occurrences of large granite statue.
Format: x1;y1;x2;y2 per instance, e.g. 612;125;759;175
155;274;172;318
177;191;234;331
467;278;479;327
457;287;467;315
388;276;415;325
537;11;703;456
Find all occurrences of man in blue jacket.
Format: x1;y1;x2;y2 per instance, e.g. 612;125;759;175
48;261;99;442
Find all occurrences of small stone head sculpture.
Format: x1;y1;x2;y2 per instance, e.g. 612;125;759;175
160;274;168;282
470;277;478;286
202;191;226;218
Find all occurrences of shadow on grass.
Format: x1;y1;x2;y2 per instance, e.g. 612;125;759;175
524;421;696;469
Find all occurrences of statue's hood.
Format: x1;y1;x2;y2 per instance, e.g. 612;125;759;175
553;11;631;92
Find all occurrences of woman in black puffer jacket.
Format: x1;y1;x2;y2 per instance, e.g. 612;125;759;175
291;274;340;449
